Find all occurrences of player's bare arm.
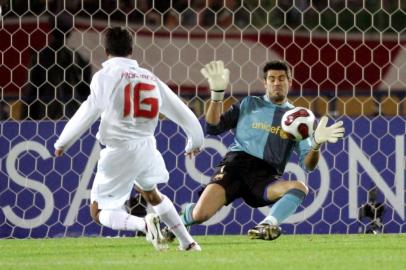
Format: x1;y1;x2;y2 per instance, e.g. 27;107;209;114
205;101;223;125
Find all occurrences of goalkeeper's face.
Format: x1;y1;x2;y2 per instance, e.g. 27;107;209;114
264;70;292;104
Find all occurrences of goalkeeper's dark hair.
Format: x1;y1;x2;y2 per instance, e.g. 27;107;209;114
263;60;292;80
104;27;133;57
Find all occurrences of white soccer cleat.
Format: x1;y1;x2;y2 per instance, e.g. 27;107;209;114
145;213;168;251
178;241;202;251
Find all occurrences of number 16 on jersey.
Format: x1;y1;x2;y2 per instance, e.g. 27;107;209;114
123;82;159;119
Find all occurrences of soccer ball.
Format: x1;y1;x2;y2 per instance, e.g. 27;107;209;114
281;107;316;141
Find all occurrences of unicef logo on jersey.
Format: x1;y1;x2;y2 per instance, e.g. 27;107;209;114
251;122;290;140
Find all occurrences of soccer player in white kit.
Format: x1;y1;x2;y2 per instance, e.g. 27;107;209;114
54;27;204;251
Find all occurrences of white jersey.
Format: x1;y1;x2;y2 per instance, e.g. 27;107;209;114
54;57;204;152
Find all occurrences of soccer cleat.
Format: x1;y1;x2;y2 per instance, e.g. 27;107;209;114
178;241;202;251
161;226;176;243
248;224;282;241
145;213;168;251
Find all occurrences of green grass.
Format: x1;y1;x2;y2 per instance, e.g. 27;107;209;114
1;234;405;270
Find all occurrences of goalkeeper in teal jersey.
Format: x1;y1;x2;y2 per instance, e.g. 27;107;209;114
165;60;345;241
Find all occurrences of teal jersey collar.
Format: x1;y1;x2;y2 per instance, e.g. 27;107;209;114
263;95;291;108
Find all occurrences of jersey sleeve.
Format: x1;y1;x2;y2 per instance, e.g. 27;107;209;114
54;74;103;151
295;137;313;171
206;103;240;135
158;79;204;152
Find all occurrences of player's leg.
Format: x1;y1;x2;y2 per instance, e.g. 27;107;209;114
90;190;167;251
183;183;227;225
89;142;170;251
89;200;147;232
160;183;227;243
182;153;244;226
141;188;201;251
134;137;202;251
89;145;149;234
248;180;308;240
175;153;244;232
262;180;308;226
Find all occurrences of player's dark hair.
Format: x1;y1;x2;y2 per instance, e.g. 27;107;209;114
263;60;292;80
104;27;133;57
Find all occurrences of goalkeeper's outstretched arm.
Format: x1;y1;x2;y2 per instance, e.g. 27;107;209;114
201;60;230;125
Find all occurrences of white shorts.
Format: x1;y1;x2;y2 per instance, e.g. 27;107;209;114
90;136;169;210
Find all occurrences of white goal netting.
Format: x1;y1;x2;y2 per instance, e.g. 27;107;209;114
0;1;405;238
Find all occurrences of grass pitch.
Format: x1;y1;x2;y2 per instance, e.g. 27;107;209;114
1;234;405;270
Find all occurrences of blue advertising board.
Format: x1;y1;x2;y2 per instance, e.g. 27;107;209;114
0;116;404;238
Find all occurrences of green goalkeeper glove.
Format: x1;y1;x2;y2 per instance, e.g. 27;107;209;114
311;116;345;150
200;60;230;101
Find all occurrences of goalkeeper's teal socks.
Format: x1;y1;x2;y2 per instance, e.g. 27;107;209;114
181;203;196;226
261;189;306;225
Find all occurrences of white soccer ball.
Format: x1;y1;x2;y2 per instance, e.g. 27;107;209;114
281;107;316;141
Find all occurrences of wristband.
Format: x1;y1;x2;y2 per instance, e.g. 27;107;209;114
211;90;225;101
311;135;321;151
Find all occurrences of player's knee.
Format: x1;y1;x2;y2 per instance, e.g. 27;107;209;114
142;189;163;206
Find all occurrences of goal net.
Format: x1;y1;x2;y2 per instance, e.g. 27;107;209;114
0;1;405;238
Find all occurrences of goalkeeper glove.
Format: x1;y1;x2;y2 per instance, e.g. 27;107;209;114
200;60;230;101
311;116;345;150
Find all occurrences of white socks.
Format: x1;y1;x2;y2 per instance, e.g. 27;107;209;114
153;195;194;249
98;196;195;249
99;208;146;233
261;215;278;226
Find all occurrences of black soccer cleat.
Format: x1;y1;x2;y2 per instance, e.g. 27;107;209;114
248;224;282;241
